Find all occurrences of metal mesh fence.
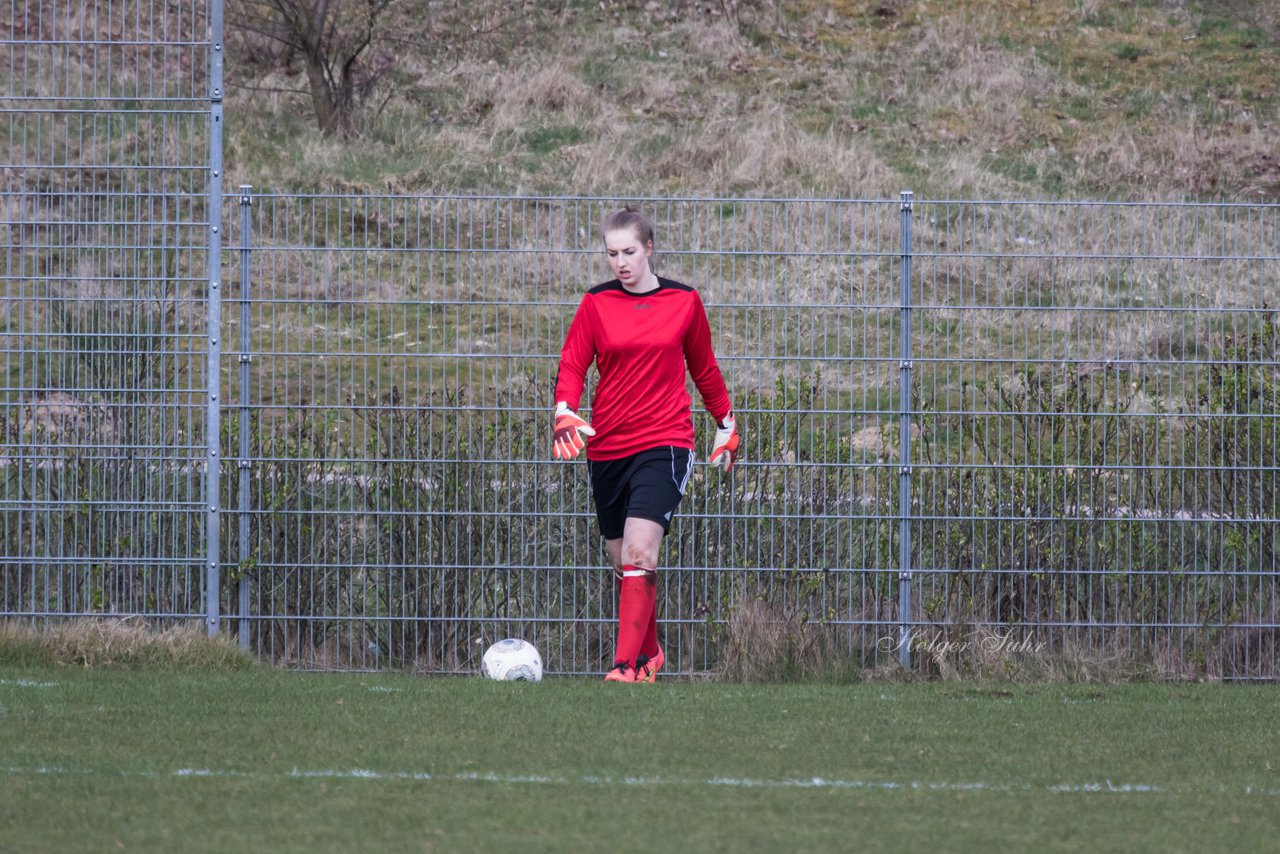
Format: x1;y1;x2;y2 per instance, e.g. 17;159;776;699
218;193;1278;679
2;1;212;624
908;200;1278;679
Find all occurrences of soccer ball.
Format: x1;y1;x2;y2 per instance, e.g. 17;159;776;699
480;638;543;682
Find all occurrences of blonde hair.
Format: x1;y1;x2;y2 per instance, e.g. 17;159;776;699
602;205;654;247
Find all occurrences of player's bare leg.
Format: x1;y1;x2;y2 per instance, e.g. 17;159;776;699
604;518;663;681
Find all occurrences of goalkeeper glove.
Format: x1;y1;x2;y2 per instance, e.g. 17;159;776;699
552;401;595;460
709;412;739;473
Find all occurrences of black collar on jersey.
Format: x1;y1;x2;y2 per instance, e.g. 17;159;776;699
589;276;694;296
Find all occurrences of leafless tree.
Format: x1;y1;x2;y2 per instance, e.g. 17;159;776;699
228;0;398;138
228;1;555;138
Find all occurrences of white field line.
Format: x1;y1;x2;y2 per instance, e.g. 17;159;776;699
3;764;1279;797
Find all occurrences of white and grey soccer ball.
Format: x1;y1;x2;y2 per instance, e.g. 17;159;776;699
481;638;543;682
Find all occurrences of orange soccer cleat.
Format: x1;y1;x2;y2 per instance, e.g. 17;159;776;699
635;645;664;683
603;661;637;682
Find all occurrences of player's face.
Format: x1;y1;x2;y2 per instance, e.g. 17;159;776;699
604;227;653;288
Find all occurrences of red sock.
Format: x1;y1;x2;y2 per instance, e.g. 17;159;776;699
615;565;656;669
615;569;659;659
641;578;660;659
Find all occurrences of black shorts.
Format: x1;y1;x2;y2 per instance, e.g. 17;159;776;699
587;447;695;539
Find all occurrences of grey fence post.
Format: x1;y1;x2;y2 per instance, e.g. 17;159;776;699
237;187;254;650
204;0;225;637
897;191;915;668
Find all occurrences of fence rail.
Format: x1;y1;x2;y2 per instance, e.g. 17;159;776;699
3;2;1276;680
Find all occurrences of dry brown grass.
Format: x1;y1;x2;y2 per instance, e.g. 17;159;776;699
713;597;1237;684
933;627;1151;683
490;60;599;129
0;619;257;670
1205;614;1280;682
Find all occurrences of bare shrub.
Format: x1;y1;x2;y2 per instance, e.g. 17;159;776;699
1208;619;1279;682
18;392;116;451
715;593;860;683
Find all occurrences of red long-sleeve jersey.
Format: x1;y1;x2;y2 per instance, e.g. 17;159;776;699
554;277;733;461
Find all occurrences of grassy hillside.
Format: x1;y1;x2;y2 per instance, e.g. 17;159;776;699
225;0;1280;200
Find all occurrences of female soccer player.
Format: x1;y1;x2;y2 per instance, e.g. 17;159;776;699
552;206;739;683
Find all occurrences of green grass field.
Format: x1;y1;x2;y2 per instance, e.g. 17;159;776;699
2;665;1277;852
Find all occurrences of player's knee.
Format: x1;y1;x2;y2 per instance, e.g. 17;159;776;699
620;547;658;571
